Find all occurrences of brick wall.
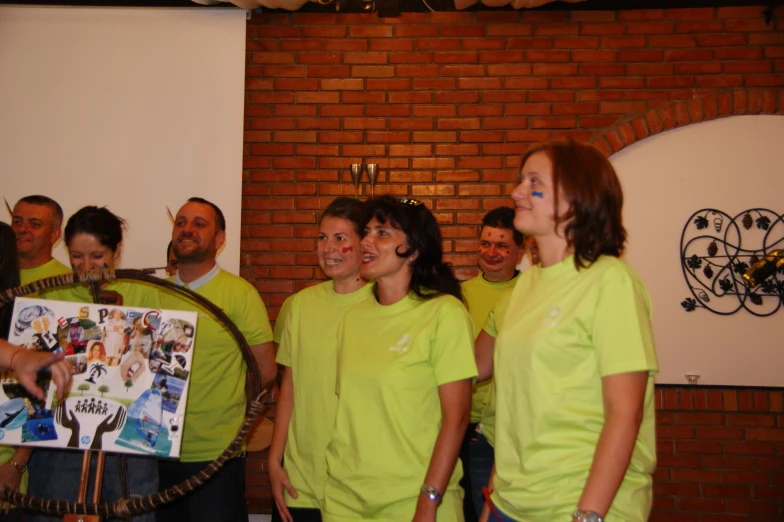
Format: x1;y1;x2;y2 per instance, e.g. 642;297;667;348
240;5;784;517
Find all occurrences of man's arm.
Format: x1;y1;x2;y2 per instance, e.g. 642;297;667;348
250;341;277;389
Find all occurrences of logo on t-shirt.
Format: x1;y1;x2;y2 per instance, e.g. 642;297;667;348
389;334;411;353
541;306;561;328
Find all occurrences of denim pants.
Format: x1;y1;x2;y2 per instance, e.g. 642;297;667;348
26;448;157;522
468;431;495;517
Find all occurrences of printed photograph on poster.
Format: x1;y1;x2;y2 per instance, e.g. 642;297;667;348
0;297;197;458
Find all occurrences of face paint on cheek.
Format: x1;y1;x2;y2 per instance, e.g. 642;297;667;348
341;246;354;253
532;191;544;199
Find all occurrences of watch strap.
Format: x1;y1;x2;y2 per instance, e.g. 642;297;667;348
573;508;604;522
420;484;442;504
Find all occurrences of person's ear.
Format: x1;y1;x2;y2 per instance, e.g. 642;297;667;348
50;227;62;246
215;230;226;251
113;244;122;262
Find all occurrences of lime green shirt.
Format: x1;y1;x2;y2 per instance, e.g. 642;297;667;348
461;273;519;423
491;256;658;522
275;281;373;509
476;290;514;446
19;258;72;297
41;280;161;310
323;293;477;522
159;269;273;462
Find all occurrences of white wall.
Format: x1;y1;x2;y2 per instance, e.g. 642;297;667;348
612;115;784;387
0;6;247;274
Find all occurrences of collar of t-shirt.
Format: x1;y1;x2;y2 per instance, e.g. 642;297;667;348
173;263;220;290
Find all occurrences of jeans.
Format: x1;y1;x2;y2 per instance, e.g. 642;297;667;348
468;432;495;517
157;455;248;522
488;503;518;522
459;422;479;522
26;448;157;522
272;506;322;522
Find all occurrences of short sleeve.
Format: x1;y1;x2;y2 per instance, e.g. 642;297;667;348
275;294;296;367
592;265;659;377
482;290;513;338
430;297;478;386
233;283;274;346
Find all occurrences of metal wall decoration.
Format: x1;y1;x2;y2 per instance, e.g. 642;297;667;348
680;208;784;316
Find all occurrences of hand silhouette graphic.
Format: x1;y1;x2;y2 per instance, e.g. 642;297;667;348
91;407;127;450
56;400;80;448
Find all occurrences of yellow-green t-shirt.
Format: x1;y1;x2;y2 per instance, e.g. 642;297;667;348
159;269;273;462
476;290;513;446
275;281;373;509
323;293;478;522
491;256;658;522
461;273;519;423
41;279;161;310
19;258;72;297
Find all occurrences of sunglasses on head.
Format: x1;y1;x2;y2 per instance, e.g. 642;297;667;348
396;198;425;208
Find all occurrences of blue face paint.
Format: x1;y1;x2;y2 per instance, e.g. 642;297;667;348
532;191;544;199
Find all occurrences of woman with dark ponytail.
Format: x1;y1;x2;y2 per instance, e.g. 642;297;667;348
322;196;477;522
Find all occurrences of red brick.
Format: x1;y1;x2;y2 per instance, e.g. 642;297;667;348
723;471;773;484
579;24;625;36
726;19;773;32
678;497;727;511
649;35;698;47
486;24;535;37
726;441;777;455
572;50;617;62
676;21;725;33
463;39;508;50
671;468;721;483
618;50;666;62
654;482;701;498
579;64;626;75
675;62;722;74
525;50;571;62
619;9;664;21
508;37;554;49
627;21;675;34
532;63;579;76
715;47;763;60
477;51;525;64
306;65;351;78
552;36;601;49
324;39;368;51
601;36;648;48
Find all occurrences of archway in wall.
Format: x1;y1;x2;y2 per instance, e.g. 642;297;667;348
602;108;784;388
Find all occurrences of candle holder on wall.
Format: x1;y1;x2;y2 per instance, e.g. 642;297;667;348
365;164;378;198
350;164;362;198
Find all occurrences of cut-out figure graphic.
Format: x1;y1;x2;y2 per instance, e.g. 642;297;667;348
87;340;107;364
103;309;126;365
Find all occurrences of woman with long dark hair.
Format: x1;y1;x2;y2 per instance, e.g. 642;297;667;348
322;196;477;522
479;141;658;522
0;222;72;520
269;197;371;522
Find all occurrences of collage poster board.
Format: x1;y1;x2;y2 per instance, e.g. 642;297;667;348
0;297;197;459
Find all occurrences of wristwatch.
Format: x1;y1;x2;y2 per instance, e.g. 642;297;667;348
8;459;27;474
573;509;604;522
420;484;442;504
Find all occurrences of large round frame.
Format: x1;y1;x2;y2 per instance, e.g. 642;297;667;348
0;268;273;518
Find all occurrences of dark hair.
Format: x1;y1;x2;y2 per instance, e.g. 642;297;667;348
481;207;524;246
64;206;126;252
16;195;64;229
187;197;226;231
361;196;462;302
319;197;363;235
0;222;20;338
520;140;626;269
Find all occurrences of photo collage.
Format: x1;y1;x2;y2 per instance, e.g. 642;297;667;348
0;297;197;458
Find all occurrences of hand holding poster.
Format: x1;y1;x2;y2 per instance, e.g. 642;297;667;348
0;297;196;459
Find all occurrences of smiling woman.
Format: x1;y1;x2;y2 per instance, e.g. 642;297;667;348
482;141;658;522
269;197;370;522
26;206;162;522
322;196;477;522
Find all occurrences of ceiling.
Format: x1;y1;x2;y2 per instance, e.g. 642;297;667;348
0;0;775;13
